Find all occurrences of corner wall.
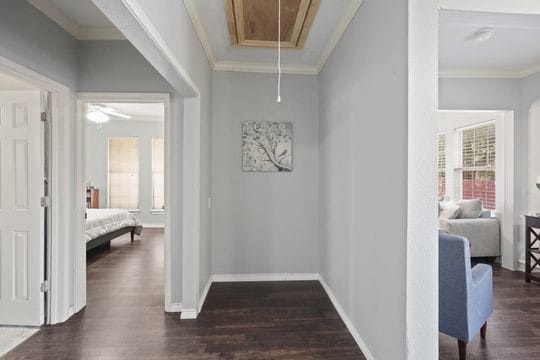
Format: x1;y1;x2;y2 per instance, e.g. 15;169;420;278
211;72;319;276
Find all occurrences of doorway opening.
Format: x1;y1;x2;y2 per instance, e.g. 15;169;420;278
74;93;171;315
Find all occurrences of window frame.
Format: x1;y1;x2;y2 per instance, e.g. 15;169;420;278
151;137;165;212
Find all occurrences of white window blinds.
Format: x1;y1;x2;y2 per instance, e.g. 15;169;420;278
438;133;446;198
108;137;139;209
460;122;496;210
152;137;164;210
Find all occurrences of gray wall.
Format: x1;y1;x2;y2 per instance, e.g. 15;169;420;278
211;71;319;275
85;120;165;226
318;0;408;358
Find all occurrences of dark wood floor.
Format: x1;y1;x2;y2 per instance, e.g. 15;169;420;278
439;263;540;360
4;229;365;360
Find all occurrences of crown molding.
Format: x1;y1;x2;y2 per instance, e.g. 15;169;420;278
316;0;364;72
439;64;540;79
183;0;364;75
29;0;125;40
213;61;319;75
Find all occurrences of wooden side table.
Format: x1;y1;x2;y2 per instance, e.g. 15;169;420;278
524;215;540;283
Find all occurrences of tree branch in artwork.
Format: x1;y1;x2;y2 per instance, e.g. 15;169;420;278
242;121;292;172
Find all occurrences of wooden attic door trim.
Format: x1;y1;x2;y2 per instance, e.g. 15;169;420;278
225;0;320;49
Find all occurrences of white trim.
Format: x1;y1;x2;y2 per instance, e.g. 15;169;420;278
183;0;216;68
213;61;319;75
0;56;72;325
165;302;183;313
183;0;365;75
150;209;165;215
141;223;164;228
28;0;125;40
121;0;200;97
180;309;198;320
198;277;212;314
74;93;173;314
318;276;376;360
211;273;320;282
439;64;540;79
316;0;365;73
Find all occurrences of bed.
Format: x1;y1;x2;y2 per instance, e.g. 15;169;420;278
85;209;143;251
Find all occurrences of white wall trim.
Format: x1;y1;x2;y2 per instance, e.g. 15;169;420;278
180;309;198;320
439;65;540;79
74;93;173;315
198;277;212;314
316;0;365;73
213;61;319;75
211;273;320;282
120;0;200;97
318;276;376;360
0;56;72;325
28;0;125;40
165;302;183;313
183;0;364;75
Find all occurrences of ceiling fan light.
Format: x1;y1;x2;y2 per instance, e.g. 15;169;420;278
87;110;110;123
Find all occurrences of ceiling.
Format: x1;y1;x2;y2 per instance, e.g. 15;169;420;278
29;0;364;74
28;0;124;40
87;103;165;122
187;0;363;74
0;72;37;91
440;10;540;78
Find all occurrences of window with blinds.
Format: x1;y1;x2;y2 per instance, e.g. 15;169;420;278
152;138;165;210
459;122;496;210
438;133;446;199
108;137;139;209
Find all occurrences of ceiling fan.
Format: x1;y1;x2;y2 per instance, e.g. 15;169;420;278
86;104;132;123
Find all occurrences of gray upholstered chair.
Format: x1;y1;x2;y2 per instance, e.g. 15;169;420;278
439;233;493;360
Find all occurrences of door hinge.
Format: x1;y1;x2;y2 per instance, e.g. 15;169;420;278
41;196;50;207
40;281;49;293
41;112;48;122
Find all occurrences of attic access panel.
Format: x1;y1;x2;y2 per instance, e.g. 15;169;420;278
225;0;320;48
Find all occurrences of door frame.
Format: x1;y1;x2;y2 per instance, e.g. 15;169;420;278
0;55;72;324
74;92;172;313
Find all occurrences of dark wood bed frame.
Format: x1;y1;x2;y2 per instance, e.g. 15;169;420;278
86;226;139;252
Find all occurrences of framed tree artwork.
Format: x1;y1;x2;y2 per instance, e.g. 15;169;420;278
242;121;292;172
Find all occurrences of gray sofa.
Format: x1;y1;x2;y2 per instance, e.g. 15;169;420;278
439;210;500;257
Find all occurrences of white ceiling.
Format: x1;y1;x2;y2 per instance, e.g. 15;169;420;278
192;0;359;73
29;0;364;74
440;10;540;77
28;0;124;40
88;103;164;122
0;72;37;91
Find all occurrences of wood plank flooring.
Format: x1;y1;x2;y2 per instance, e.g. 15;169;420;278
4;229;365;359
439;264;540;360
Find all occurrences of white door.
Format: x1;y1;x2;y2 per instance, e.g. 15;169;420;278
0;90;44;326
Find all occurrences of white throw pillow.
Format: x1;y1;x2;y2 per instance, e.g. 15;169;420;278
439;205;460;220
458;199;483;219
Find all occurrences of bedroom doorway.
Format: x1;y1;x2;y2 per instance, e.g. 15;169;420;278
75;93;171;314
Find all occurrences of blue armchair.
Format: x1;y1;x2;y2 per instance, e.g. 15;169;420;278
439;233;493;360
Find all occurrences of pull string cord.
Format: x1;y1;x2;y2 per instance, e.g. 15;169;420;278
277;0;281;103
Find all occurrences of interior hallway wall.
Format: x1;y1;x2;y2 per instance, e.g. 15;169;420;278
211;71;319;275
318;0;410;358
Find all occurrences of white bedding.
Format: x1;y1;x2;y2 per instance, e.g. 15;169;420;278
85;209;142;242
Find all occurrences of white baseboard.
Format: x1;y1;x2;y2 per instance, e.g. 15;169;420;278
198;277;213;314
165;302;182;312
318;276;375;360
142;223;164;228
180;308;197;320
211;273;320;282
